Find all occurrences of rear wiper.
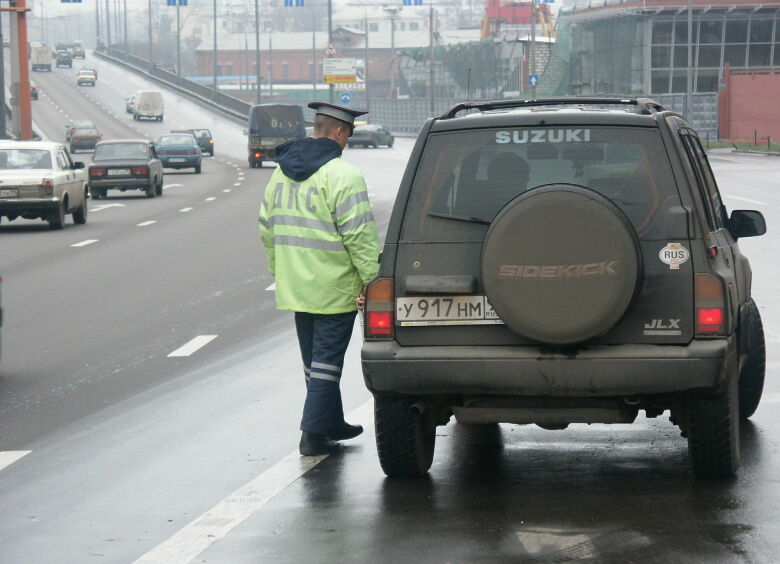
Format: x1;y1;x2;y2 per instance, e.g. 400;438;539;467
427;211;491;224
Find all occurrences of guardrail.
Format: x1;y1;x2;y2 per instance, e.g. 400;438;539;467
94;48;252;124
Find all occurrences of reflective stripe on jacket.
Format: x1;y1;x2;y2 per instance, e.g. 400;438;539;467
259;157;380;314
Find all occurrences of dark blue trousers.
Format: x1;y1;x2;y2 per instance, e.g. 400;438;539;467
294;311;358;435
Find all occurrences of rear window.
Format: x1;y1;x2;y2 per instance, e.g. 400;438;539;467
158;135;195;146
402;126;679;241
93;143;148;160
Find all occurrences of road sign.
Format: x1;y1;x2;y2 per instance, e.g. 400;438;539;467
528;74;540;87
323;58;359;84
340;92;352;105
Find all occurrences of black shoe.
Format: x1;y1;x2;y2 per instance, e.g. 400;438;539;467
327;423;363;441
299;432;341;456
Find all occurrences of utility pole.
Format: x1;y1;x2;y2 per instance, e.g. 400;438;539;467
176;0;181;79
384;7;400;99
212;0;217;97
148;0;153;70
327;0;333;103
0;9;7;139
428;5;434;115
123;0;128;58
254;0;261;103
105;0;111;49
365;12;370;117
530;2;536;98
7;0;32;139
686;0;693;120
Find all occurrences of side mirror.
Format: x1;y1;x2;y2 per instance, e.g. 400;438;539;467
72;161;85;169
729;209;766;238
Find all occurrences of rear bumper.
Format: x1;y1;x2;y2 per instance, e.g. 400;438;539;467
160;157;199;168
89;178;150;190
249;148;277;162
362;337;735;397
0;197;60;214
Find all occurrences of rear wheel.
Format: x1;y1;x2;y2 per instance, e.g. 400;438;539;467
388;138;394;148
739;298;765;419
146;183;156;198
375;397;436;478
72;193;88;224
48;201;65;230
687;372;740;478
155;178;163;196
194;164;202;174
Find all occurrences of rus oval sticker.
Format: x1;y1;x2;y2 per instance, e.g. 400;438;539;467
659;243;690;270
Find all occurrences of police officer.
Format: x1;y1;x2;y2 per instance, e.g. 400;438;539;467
259;102;380;456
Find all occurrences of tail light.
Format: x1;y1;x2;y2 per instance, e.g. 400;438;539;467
42;178;54;195
131;167;149;175
90;168;106;177
254;152;262;158
71;137;79;143
96;138;101;142
365;278;394;339
695;273;726;335
189;149;199;155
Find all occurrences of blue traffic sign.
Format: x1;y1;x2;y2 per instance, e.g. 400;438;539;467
340;92;352;105
403;0;423;5
528;74;540;87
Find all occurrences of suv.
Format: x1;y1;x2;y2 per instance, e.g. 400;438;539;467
362;98;767;479
55;50;72;68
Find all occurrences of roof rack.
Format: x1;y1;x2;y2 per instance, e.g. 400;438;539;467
440;97;666;119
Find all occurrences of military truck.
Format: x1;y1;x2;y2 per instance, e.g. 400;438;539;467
31;45;52;72
246;104;305;168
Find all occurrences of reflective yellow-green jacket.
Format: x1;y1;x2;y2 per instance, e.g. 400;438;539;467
259;138;379;314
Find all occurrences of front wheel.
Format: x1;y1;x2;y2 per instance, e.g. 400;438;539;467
739;298;766;419
375;397;436;478
686;372;740;478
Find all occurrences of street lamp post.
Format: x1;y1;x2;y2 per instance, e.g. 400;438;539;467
383;7;400;99
123;0;128;58
176;0;180;79
148;0;153;71
212;0;217;97
254;0;261;103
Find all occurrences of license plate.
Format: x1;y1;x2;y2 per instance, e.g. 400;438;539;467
108;169;130;176
0;188;17;197
396;296;503;326
169;158;186;163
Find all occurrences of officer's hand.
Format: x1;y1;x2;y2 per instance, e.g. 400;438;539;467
356;289;366;311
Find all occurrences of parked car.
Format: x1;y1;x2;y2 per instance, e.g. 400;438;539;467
155;133;202;173
362;97;767;479
133;91;164;121
0;140;88;229
76;70;96;86
65;119;95;142
171;128;214;156
348;124;394;148
55;50;72;68
69;128;101;153
125;94;136;114
88;139;164;199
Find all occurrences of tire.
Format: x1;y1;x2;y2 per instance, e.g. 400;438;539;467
48;201;65;230
388;138;394;148
146;183;156;198
72;193;88;224
69;146;76;154
100;188;108;199
375;397;436;478
194;164;201;174
155;178;163;196
89;187;100;199
739;298;765;419
687;371;740;478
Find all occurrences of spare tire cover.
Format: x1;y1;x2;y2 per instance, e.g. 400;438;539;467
481;184;641;344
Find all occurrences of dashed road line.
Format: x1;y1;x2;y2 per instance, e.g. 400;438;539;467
222;189;232;193
233;182;241;186
71;239;98;247
723;194;767;206
163;183;183;189
0;451;31;472
179;207;193;213
167;335;218;358
265;282;275;291
205;197;216;202
137;220;157;227
90;203;126;212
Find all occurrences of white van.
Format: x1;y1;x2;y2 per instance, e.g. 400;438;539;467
133;91;164;122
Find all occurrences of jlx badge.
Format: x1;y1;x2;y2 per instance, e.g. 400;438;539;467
659;243;690;270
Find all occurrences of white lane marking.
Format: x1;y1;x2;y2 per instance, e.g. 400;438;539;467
90;203;126;212
137;220;157;227
133;400;372;564
167;335;218;358
0;451;31;472
265;282;275;291
222;189;232;193
724;194;767;206
179;207;193;213
233;182;241;186
71;239;98;247
163;183;183;189
205;197;216;202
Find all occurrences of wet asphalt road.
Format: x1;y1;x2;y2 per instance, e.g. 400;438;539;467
1;59;779;563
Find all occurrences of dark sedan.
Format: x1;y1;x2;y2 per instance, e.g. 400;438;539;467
69;128;102;153
347;124;394;148
88;140;164;199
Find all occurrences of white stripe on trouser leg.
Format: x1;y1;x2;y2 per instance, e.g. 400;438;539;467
311;362;341;373
309;371;340;383
304;366;311;384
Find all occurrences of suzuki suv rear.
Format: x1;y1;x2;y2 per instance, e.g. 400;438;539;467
362;98;767;479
